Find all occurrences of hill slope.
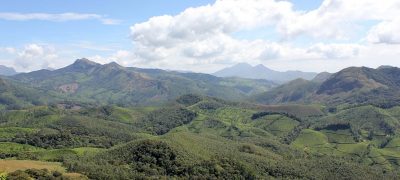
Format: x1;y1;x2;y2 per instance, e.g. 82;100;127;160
0;77;50;109
254;66;400;108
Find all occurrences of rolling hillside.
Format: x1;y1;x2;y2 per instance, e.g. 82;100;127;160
11;59;276;106
1;95;399;179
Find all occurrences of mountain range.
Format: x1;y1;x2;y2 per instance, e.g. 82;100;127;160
3;59;400;110
213;63;318;83
2;58;275;108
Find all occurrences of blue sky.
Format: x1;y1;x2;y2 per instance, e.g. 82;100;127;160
0;0;215;50
0;0;321;46
0;0;399;73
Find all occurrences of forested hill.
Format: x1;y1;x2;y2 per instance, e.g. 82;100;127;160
253;66;400;108
7;58;275;107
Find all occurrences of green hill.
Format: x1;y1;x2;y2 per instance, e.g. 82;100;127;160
0;77;52;110
253;66;400;108
12;59;275;106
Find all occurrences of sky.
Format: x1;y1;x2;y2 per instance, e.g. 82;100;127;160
1;0;400;73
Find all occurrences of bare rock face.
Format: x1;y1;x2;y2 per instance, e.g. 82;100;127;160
58;83;79;93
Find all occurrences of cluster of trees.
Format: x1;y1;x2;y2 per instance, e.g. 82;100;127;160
13;130;78;149
251;111;302;122
176;94;202;106
314;122;351;131
196;101;224;111
63;140;257;179
138;107;197;135
0;106;139;149
9;116;136;149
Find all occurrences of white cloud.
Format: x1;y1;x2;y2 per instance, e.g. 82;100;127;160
0;47;16;54
88;50;136;66
125;0;400;73
367;18;400;44
307;43;362;59
14;44;59;71
278;0;400;40
129;0;296;70
0;12;121;25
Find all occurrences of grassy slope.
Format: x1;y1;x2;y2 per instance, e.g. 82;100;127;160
0;160;65;173
0;96;400;178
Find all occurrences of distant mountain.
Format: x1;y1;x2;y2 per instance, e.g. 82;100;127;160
0;65;17;76
11;58;276;106
253;66;400;108
213;63;317;83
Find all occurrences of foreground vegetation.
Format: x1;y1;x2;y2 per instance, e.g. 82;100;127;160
0;94;399;179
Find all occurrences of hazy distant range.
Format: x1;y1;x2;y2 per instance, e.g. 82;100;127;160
0;62;318;83
213;63;318;83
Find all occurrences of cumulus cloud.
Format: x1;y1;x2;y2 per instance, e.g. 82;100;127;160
125;0;400;72
14;44;59;71
131;0;292;45
367;18;400;44
129;0;296;70
278;0;400;40
0;12;121;25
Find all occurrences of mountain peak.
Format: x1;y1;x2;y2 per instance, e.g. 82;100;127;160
60;58;100;72
316;66;384;95
72;58;100;68
254;64;266;68
105;62;123;69
233;63;253;68
73;58;99;66
254;64;272;70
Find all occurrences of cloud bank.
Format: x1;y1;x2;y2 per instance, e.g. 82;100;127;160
0;12;120;25
124;0;400;72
